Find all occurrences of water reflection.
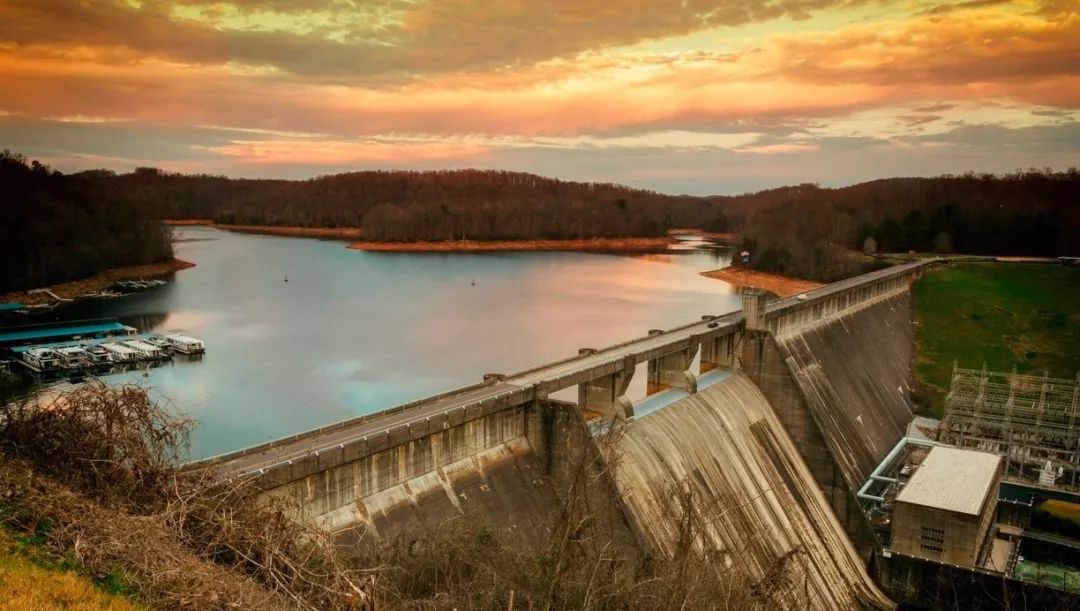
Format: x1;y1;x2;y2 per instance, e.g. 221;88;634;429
46;227;739;458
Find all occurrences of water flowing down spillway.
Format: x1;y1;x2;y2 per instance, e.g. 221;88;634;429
613;373;892;609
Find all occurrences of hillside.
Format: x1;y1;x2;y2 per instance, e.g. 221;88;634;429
5;149;1077;286
0;152;174;293
86;167;1078;283
88;167;728;241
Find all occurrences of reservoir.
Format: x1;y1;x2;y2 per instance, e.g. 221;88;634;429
50;227;740;458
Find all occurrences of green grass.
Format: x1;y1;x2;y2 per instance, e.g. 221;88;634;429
912;262;1080;417
0;530;143;610
1014;558;1080;593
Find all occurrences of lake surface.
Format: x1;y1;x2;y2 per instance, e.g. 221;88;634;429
52;227;740;458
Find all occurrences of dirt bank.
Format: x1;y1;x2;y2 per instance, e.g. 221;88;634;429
701;266;823;298
162;220;363;240
667;228;740;243
348;237;674;253
0;259;195;306
161;219;213;226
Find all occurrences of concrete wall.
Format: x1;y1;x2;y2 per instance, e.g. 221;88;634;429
262;404;544;539
740;290;917;559
872;551;1079;610
613;374;892;610
261;398;638;554
891;503;979;566
741;328;879;558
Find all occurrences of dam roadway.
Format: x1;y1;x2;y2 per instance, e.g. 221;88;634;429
192;260;928;481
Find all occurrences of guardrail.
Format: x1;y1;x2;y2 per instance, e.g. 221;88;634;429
221;383;543;479
186;376;504;469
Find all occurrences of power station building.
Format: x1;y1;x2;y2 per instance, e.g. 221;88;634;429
890;446;1002;567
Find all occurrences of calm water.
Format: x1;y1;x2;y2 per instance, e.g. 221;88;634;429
51;227;740;458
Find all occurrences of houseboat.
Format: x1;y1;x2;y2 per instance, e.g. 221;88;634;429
122;340;165;360
166;334;205;355
84;345;113;365
101;342;138;363
21;347;62;373
56;346;90;369
143;335;173;353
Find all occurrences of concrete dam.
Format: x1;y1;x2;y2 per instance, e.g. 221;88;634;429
190;261;926;608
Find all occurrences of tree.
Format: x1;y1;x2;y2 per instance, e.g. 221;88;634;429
932;232;953;254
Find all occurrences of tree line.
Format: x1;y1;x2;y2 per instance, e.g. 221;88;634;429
725;171;1079;281
98;167;730;240
4;149;1077;289
0;151;174;293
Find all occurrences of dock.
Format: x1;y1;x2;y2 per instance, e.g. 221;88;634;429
0;318;206;380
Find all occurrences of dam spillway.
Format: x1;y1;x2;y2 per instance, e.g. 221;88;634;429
613;373;892;609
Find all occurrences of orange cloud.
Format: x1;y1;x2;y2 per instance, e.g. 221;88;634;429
197;138;489;164
1;1;1077;187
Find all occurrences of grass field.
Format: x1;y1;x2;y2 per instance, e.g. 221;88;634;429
0;530;142;610
1014;558;1080;593
912;262;1080;417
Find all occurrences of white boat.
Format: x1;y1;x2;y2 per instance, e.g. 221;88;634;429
101;342;139;362
166;334;205;354
84;345;113;365
22;347;62;372
122;340;164;360
144;335;173;352
56;346;90;369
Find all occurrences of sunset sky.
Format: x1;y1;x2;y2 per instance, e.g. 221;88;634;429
1;0;1077;194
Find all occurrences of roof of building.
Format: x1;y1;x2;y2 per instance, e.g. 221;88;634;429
0;321;128;345
896;446;1001;515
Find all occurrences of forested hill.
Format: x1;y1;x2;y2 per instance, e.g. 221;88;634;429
4;151;1076;287
723;171;1079;281
94;168;729;240
0;152;173;293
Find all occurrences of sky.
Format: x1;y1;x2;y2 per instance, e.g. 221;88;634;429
1;0;1078;195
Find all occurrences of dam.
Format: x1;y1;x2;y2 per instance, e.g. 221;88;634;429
188;259;1048;607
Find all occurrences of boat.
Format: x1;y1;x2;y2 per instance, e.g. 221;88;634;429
101;342;139;363
56;346;91;369
122;340;165;360
84;345;113;365
144;335;172;351
165;334;205;354
21;347;62;373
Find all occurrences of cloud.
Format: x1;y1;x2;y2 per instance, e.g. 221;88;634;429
0;0;867;81
917;0;1011;16
1;1;1077;193
914;103;956;113
897;114;944;127
736;143;819;154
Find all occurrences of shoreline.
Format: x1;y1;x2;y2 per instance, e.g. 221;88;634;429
162;220;363;240
347;237;675;253
701;266;823;298
0;259;196;306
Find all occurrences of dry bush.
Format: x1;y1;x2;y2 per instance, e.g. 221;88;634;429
165;473;373;610
0;383;191;508
0;458;288;609
0;383;371;610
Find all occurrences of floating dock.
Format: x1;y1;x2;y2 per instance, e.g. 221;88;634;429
0;318;206;380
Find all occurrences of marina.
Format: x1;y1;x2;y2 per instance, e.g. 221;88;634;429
0;318;206;379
